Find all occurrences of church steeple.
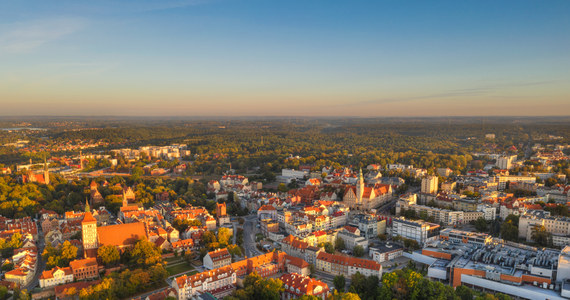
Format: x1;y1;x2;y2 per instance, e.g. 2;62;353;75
43;156;50;185
356;168;364;204
85;198;91;213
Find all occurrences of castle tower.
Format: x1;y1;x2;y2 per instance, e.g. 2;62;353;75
356;168;364;204
216;202;227;217
81;212;98;258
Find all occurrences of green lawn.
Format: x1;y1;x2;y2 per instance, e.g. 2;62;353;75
165;256;183;264
166;262;195;275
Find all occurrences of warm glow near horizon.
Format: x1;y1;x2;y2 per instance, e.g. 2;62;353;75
1;0;569;116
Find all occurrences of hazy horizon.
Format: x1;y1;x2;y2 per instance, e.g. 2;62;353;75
1;0;569;116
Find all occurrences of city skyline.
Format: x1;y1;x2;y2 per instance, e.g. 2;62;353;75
1;0;569;116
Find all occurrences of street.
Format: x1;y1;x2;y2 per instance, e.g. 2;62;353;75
242;215;262;258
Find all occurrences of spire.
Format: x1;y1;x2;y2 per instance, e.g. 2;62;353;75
85;198;91;213
122;189;128;207
43;155;50;185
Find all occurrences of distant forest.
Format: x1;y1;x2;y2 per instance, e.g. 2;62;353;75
1;117;569;177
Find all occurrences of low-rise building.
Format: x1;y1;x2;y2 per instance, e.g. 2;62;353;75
369;243;404;263
392;218;440;245
316;252;382;278
203;248;232;270
69;257;98;281
39;267;73;288
280;273;330;300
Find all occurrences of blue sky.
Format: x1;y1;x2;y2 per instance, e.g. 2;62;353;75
1;0;569;116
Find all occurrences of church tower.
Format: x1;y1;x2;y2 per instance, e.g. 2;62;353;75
85;198;91;213
43;158;50;185
81;212;98;258
356;168;364;204
122;191;128;207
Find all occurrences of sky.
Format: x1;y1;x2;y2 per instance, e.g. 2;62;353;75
1;0;569;117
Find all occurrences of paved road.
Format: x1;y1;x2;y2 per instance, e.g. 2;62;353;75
313;270;351;288
232;221;237;245
243;215;262;258
132;286;169;300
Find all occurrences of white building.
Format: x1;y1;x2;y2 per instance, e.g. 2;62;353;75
497;155;517;170
39;267;74;288
391;218;440;245
369;243;404;263
421;176;438;194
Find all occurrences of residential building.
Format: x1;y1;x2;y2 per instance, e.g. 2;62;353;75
316;252;382;278
497;155;517;170
204;248;232;270
337;229;368;251
369;243;404;263
421;176;438;194
39;267;73;288
280;273;330;300
69;257;98;281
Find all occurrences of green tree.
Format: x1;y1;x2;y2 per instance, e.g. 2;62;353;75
505;214;519;226
456;285;474;300
500;220;519;242
334;275;346;292
531;225;552;247
353;245;364;257
474;217;488;232
0;285;8;300
227;244;242;257
202;231;217;245
98;245;120;267
129;239;162;267
42;241;78;268
229;272;284;300
298;296;319;300
335;237;346;251
324;242;335;254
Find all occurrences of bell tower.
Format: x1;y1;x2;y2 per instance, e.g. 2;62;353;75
81;212;98;258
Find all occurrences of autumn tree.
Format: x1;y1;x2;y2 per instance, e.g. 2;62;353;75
217;227;232;247
129;239;162;267
98;245;120;267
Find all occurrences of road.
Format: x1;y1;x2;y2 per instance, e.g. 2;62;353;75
313;270;351;288
242;215;262;258
132;286;169;300
24;224;46;291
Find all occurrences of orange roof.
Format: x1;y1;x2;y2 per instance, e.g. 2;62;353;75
208;248;231;261
317;252;381;271
97;222;147;248
280;273;329;296
40;266;72;279
82;212;97;224
259;205;276;211
69;258;97;270
6;268;27;277
286;255;309;268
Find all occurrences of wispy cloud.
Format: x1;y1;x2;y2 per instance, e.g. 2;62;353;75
0;18;84;54
354;80;559;105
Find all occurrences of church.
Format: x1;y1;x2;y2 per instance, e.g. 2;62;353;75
82;211;148;258
343;169;393;211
